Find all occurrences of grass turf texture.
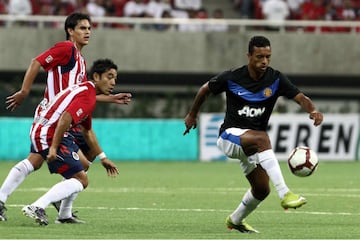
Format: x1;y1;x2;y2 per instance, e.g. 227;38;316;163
0;161;359;239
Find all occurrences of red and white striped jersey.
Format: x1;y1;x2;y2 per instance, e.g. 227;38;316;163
34;40;87;116
30;81;96;152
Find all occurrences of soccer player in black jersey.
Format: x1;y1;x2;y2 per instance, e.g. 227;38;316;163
184;35;323;233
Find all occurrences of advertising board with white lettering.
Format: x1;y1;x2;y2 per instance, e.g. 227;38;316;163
200;113;360;161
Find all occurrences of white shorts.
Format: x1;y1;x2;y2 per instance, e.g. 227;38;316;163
217;127;259;175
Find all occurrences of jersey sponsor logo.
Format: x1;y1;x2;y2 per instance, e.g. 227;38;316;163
238;105;265;117
70;84;80;90
76;108;83;117
33;116;49;125
45;55;53;63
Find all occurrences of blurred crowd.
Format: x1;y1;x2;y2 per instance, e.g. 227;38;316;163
0;0;359;32
0;0;230;31
235;0;360;21
0;0;212;20
235;0;360;32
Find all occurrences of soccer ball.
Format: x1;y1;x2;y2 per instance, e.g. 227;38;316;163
287;146;318;177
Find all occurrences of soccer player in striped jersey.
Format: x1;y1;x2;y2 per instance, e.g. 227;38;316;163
184;36;323;233
0;12;130;222
21;58;118;225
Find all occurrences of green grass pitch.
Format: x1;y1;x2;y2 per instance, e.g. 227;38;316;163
0;160;359;239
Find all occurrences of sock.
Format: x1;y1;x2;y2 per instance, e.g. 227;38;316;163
32;178;83;209
230;189;261;224
0;159;34;203
258;149;289;199
58;192;78;219
58;169;87;219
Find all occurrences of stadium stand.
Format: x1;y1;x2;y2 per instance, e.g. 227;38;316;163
0;0;358;23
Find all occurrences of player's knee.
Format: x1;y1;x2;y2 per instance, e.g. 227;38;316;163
252;186;270;200
32;162;43;170
79;177;88;189
28;156;44;170
73;171;88;189
82;180;88;189
81;159;91;171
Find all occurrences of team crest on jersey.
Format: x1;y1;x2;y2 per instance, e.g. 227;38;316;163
263;88;273;97
76;108;83;117
45;55;53;63
72;152;80;161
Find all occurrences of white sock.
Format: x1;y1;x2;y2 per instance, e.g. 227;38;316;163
258;149;289;199
58;192;78;219
0;159;34;203
58;169;87;219
32;178;83;209
230;189;261;224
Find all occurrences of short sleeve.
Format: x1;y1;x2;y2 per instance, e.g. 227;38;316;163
208;70;232;95
65;94;93;129
35;41;73;72
278;72;300;99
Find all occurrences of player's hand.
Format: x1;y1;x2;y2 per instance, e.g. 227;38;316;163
100;158;119;177
5;90;28;111
309;111;323;126
183;113;197;135
111;93;132;105
46;147;57;162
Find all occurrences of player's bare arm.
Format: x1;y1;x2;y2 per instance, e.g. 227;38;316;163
184;82;211;135
293;93;323;126
47;111;73;162
96;92;132;105
82;129;119;177
6;59;41;111
82;128;103;161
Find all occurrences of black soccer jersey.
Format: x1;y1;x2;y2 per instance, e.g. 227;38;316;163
208;65;300;133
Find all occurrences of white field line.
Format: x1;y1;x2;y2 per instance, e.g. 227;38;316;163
15;187;360;193
15;187;360;198
6;204;360;217
9;186;360;217
10;187;360;217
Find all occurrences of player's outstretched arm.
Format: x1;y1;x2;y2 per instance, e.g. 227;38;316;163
6;59;41;111
293;92;323;126
184;82;211;135
96;93;132;104
82;128;119;177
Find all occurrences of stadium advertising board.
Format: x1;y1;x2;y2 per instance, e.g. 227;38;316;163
0;118;198;161
199;113;360;161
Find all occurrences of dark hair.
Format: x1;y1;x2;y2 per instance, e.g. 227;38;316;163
89;59;118;79
64;12;91;40
248;36;271;54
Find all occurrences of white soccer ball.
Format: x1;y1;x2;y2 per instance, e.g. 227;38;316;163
287;146;318;177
